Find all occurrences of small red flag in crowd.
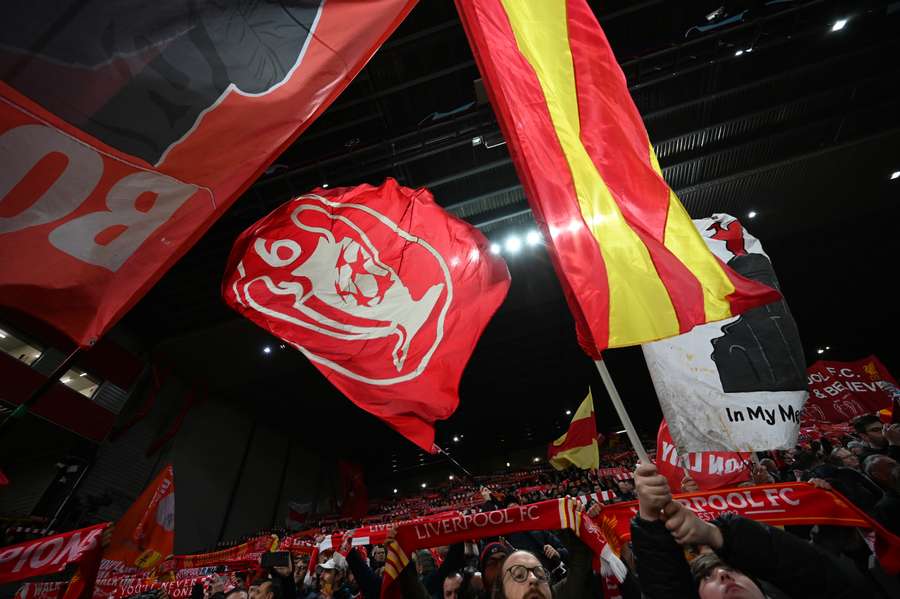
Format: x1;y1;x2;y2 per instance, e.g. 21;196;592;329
223;179;510;451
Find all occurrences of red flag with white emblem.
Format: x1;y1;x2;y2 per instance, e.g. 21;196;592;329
222;179;510;451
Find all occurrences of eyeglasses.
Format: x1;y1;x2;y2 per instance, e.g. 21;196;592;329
504;564;550;583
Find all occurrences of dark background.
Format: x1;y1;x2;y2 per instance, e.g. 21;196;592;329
114;0;900;489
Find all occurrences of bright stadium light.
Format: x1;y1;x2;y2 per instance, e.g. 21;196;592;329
817;348;825;355
421;482;427;488
448;475;454;480
490;243;501;255
891;171;900;180
505;235;522;254
393;488;398;494
565;409;572;415
453;435;460;442
263;346;272;354
533;457;540;463
831;18;848;32
526;230;541;246
734;49;744;57
748;211;757;219
506;462;511;467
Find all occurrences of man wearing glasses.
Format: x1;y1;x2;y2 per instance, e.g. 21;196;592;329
489;503;595;599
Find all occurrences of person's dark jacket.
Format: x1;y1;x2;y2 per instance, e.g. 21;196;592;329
549;529;592;599
270;569;297;599
504;530;569;574
630;513;878;599
346;549;381;599
808;464;884;513
872;489;900;535
422;543;466;599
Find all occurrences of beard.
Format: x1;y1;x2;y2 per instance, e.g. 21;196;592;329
522;588;551;599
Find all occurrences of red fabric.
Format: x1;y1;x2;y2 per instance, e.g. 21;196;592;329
160;536;278;572
656;420;751;491
0;1;417;346
0;523;108;584
597;483;900;575
380;498;610;598
102;465;174;575
454;0;779;355
547;415;597;458
804;356;898;422
222;180;510;451
0;469;8;485
454;0;606;356
339;462;369;520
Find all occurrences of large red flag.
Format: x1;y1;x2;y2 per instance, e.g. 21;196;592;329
454;0;779;354
0;1;416;346
222;179;510;450
101;465;175;575
804;356;898;422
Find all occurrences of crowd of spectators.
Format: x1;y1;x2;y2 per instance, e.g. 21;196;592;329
190;415;900;598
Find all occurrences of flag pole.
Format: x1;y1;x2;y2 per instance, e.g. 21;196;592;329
594;359;650;464
435;445;476;481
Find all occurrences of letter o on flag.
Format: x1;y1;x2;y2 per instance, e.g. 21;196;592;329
726;492;748;509
488;512;504;525
707;495;728;511
30;539;64;569
473;513;489;527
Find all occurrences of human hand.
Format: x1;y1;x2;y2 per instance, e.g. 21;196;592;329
586;502;602;519
884;423;900;446
543;544;559;561
807;477;833;490
634;463;671;521
680;475;700;493
661;502;723;549
751;465;774;485
339;531;354;554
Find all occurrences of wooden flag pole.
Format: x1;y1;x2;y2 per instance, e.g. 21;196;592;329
595;359;651;464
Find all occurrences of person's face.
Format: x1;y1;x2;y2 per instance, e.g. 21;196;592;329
320;568;335;587
500;552;551;599
698;566;765;599
850;445;865;457
617;481;634;493
249;581;271;599
372;546;386;563
835;449;860;469
862;424;886;447
482;552;507;587
443;574;462;599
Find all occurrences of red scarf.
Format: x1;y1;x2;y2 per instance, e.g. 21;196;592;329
379;498;622;598
0;524;108;585
595;483;900;574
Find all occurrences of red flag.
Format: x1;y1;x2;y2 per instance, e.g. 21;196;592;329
454;0;779;354
0;524;108;584
222;179;510;450
101;465;174;574
0;1;415;346
656;420;751;491
339;461;369;520
804;356;898;422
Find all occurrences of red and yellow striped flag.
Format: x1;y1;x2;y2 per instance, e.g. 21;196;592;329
548;392;599;470
455;0;781;354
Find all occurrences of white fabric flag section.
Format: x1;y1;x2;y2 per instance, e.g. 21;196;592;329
642;214;808;452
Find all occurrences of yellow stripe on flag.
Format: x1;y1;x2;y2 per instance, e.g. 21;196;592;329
558;498;568;529
649;146;735;322
499;1;680;345
566;497;576;532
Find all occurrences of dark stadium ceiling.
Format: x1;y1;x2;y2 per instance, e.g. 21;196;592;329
122;0;900;482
